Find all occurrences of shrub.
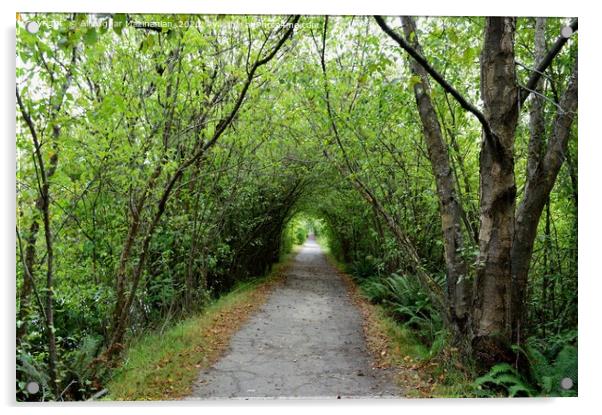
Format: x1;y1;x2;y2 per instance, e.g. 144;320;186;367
359;272;444;347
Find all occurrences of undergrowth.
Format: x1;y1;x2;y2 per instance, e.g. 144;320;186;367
337;254;577;398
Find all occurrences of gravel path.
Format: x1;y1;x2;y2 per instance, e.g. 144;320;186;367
187;239;401;399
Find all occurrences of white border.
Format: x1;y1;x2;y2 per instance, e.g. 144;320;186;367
11;0;582;16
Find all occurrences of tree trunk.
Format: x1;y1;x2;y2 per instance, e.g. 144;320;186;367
541;199;551;336
511;59;578;343
16;221;39;345
515;17;547;341
471;17;519;367
401;16;471;333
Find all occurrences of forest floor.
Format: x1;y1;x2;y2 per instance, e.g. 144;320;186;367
187;240;402;399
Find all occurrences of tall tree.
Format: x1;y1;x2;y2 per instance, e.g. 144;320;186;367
374;15;578;365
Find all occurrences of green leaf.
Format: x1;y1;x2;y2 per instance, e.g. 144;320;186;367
113;13;127;35
508;384;532;397
83;28;98;46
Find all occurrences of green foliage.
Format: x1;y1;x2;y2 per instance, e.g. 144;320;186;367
62;335;103;395
281;214;313;255
357;272;445;350
474;337;577;397
524;337;578;396
17;353;51;400
349;256;382;280
475;363;536;397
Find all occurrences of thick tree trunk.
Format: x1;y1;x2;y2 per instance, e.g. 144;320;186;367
472;17;519;367
401;16;471;333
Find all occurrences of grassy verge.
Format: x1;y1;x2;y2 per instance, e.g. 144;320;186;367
104;250;297;401
324;252;477;398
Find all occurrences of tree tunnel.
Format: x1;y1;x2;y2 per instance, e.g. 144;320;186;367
16;13;577;400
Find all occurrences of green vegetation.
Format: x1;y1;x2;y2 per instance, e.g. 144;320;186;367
281;214;317;254
338;249;577;397
16;13;577;400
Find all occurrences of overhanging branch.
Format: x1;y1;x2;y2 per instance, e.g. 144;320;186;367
374;15;494;141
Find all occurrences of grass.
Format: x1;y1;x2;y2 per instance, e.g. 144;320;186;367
104;250;296;401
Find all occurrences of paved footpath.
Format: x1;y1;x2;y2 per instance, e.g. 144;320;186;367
187;239;401;399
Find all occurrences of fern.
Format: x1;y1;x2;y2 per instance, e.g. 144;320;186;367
525;341;577;396
67;335;102;383
477;362;513;379
545;345;577;396
52;334;105;398
474;363;535;397
507;384;533;397
17;353;51;399
360;272;444;346
360;279;389;303
428;330;447;358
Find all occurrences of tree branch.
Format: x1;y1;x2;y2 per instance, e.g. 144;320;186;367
519;18;577;106
201;15;300;153
374;15;494;140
